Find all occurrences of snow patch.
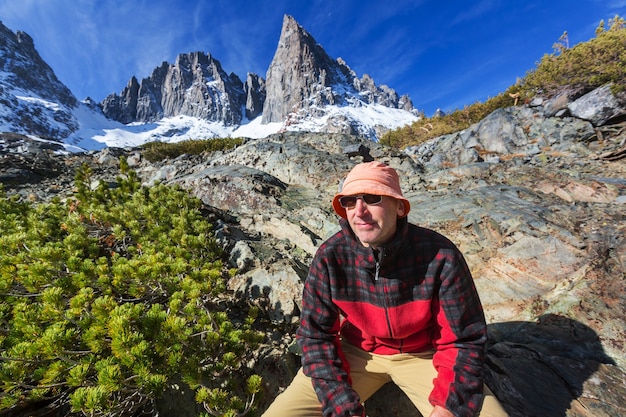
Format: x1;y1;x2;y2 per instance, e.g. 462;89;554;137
57;99;418;152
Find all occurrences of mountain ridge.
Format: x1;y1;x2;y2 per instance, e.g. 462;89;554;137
0;15;419;149
0;21;78;139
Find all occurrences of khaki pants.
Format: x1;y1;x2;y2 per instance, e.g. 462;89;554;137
263;341;508;417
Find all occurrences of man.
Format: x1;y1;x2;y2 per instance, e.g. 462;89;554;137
263;161;507;417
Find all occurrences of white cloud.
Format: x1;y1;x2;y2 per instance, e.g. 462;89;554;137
450;0;500;26
605;0;626;9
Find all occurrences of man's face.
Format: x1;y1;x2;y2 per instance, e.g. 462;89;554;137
344;195;406;248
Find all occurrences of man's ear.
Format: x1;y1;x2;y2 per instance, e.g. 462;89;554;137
396;200;406;218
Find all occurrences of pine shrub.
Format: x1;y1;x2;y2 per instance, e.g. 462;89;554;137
141;137;245;162
521;15;626;98
0;161;263;416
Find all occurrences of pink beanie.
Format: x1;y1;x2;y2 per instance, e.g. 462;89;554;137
332;161;411;219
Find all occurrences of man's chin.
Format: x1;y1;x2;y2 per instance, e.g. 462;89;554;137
355;233;377;247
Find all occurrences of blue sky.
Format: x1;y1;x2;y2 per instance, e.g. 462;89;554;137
1;0;625;117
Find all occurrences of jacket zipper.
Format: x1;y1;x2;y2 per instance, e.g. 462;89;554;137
374;250;394;340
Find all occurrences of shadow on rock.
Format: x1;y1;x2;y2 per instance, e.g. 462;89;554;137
485;313;625;417
365;314;625;417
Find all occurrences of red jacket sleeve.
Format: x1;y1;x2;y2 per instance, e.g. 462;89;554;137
428;246;487;417
296;245;365;417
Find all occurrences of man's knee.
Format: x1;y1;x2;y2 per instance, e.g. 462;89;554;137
261;369;321;417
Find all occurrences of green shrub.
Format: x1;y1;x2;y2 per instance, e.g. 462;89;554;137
381;15;626;149
0;161;263;416
141;137;245;162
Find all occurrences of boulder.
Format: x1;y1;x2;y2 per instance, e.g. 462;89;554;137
568;83;626;126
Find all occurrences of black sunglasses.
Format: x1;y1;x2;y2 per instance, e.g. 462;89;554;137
338;194;383;208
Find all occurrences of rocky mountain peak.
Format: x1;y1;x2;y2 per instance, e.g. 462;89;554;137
262;15;413;125
261;15;351;123
101;51;248;125
0;21;78;140
100;14;414;134
0;22;75;107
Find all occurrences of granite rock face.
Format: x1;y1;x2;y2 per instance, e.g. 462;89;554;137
0;21;78;140
262;15;414;127
245;73;267;121
101;52;247;125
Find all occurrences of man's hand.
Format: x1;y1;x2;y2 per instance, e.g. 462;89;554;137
429;405;454;417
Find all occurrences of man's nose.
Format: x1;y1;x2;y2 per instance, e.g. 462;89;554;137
354;198;368;215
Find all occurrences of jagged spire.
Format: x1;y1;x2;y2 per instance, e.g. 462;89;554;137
262;15;412;125
262;15;345;124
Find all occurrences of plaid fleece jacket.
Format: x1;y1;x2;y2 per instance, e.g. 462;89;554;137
296;217;487;417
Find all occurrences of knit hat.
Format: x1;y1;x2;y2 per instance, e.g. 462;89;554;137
332;161;411;219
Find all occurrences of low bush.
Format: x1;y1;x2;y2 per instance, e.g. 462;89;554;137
0;160;263;416
521;15;626;98
141;137;245;162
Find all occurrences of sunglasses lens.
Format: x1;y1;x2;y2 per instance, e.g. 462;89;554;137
363;194;383;204
339;196;357;208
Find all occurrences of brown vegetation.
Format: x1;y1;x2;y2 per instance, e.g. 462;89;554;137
381;15;626;149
